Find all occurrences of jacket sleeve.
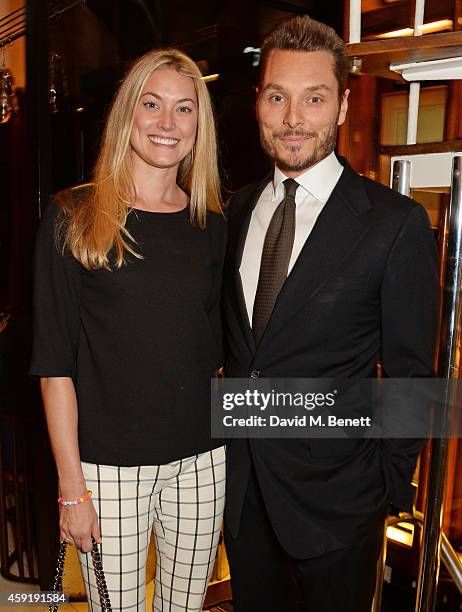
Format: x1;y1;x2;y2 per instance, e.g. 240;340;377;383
207;213;228;369
379;203;439;509
381;204;439;378
29;201;83;378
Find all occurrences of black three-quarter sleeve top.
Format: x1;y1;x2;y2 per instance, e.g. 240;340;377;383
30;188;227;466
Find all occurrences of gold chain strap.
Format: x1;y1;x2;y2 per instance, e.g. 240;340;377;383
49;537;112;611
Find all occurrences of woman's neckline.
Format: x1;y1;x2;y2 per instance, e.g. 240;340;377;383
129;204;189;216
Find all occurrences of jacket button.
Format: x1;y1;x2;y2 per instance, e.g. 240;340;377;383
249;370;261;378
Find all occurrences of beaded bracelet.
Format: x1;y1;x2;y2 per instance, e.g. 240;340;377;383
58;490;92;506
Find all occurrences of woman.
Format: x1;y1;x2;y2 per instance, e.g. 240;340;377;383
30;48;226;612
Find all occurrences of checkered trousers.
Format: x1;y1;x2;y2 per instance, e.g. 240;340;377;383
78;446;226;612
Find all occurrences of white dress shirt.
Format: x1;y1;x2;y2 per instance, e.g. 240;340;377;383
240;152;344;325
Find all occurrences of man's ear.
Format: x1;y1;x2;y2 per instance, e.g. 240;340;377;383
255;86;260;121
338;89;350;126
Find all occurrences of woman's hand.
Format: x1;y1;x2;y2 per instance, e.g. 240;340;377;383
40;378;100;553
59;501;101;553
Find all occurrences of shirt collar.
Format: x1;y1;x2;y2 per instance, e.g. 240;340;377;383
272;152;343;204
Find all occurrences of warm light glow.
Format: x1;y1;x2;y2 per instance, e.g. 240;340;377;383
379;27;414;39
386;522;415;547
417;19;453;35
75;107;85;113
376;19;453;38
202;73;219;83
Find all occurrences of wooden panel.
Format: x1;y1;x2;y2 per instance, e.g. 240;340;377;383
362;0;454;36
380;86;447;146
381;138;462;155
347;31;462;78
444;0;462;139
342;74;379;177
204;579;232;608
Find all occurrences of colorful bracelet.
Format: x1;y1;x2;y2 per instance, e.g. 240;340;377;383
58;490;92;506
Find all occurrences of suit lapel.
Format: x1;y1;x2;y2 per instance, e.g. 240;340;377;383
256;161;373;350
228;175;272;353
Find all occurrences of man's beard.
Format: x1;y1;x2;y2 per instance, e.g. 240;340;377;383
259;119;339;173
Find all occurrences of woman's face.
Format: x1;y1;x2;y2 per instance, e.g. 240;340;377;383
130;67;198;172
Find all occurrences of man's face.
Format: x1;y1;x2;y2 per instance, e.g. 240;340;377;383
257;49;349;177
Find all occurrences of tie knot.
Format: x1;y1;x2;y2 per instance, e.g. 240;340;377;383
283;178;299;199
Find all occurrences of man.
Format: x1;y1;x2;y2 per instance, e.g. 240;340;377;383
223;15;439;612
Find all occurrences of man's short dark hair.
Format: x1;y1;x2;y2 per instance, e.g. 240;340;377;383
260;15;350;101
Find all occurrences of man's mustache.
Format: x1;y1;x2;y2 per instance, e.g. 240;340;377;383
272;130;316;139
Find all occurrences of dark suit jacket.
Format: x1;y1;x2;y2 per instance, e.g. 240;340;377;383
223;157;439;558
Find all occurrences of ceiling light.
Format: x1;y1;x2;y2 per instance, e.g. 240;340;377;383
202;74;219;83
243;47;261;67
376;19;453;38
387;522;415;547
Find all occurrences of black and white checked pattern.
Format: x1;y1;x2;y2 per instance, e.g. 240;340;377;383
78;446;226;612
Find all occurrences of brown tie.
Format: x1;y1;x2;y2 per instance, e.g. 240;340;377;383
252;178;299;345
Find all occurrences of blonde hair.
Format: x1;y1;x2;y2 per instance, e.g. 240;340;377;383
61;48;222;270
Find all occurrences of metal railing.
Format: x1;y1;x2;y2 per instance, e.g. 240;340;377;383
0;7;25;48
373;511;462;612
416;156;462;612
385;155;462;611
0;2;85;48
353;1;462;608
